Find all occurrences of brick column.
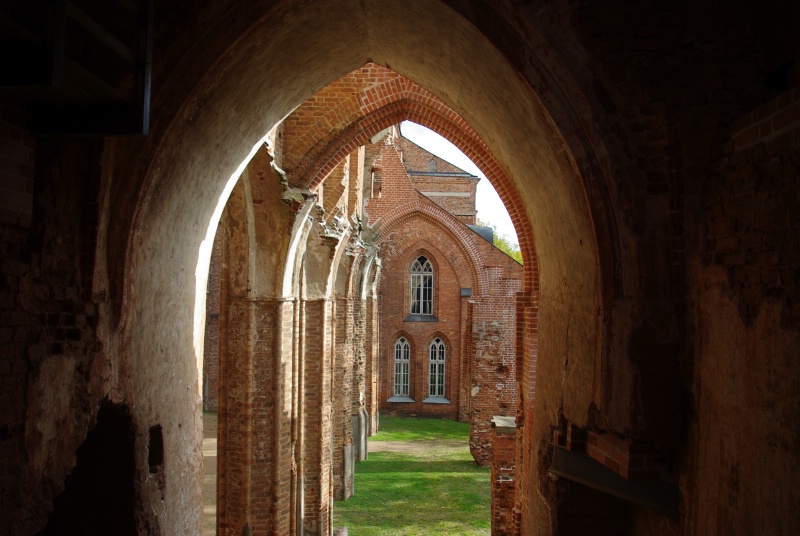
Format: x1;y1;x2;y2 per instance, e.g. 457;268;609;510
514;290;537;533
217;298;294;536
352;296;369;461
301;298;334;535
491;416;517;535
332;296;355;500
365;286;381;435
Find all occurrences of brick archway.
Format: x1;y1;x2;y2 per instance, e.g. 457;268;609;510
5;2;800;536
95;2;609;533
377;199;488;296
282;64;540;293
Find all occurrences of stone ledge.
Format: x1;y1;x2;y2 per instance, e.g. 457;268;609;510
491;416;516;433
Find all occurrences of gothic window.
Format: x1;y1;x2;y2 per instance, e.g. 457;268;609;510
393;337;411;397
428;337;446;397
428;159;437;172
410;256;433;315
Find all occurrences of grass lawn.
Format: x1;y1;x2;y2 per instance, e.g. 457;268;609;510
333;416;491;535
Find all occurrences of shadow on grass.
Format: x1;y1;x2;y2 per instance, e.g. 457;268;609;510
357;457;484;475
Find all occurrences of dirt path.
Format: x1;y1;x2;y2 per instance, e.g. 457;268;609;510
202;413;217;536
368;439;467;455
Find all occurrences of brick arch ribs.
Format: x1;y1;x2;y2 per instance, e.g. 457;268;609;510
377;198;486;297
79;2;612;534
286;68;540;295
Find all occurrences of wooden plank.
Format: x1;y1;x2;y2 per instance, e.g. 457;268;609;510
65;1;136;63
549;445;679;518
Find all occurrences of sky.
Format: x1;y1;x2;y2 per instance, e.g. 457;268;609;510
399;121;519;246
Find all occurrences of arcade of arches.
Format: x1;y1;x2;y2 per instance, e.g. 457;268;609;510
1;1;799;535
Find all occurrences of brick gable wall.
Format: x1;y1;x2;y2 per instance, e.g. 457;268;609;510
365;129;523;463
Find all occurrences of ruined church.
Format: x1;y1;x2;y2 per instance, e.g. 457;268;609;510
203;66;524;513
1;1;799;535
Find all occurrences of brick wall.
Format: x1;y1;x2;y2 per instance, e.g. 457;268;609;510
365;293;380;434
0;103;34;534
378;232;465;420
0;104;103;533
301;298;334;535
708;87;800;327
277;63;538;299
363;130;523;465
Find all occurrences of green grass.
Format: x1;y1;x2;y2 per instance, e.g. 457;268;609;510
334;417;491;535
368;416;473;442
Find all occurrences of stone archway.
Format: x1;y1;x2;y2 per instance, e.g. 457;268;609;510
106;1;610;533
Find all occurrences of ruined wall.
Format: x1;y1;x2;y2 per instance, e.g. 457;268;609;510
365;134;522;463
0;103;112;534
469;264;522;464
2;2;798;535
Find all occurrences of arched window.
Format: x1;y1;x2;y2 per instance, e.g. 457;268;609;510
428;337;446;397
393;337;411;397
428;159;437;172
410;256;433;315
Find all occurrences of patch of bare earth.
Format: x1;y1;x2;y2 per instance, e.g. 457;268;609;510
368;440;467;456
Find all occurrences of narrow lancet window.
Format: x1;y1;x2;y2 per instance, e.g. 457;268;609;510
429;337;446;397
410;256;433;315
394;337;411;396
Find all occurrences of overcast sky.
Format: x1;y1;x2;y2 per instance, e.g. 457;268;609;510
399;121;519;246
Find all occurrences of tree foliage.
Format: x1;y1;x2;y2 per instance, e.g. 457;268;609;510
477;220;523;264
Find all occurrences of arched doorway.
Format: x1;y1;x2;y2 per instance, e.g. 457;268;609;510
109;1;611;533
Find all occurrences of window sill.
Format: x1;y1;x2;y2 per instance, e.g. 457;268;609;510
403;314;438;322
387;396;415;403
422;397;450;404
